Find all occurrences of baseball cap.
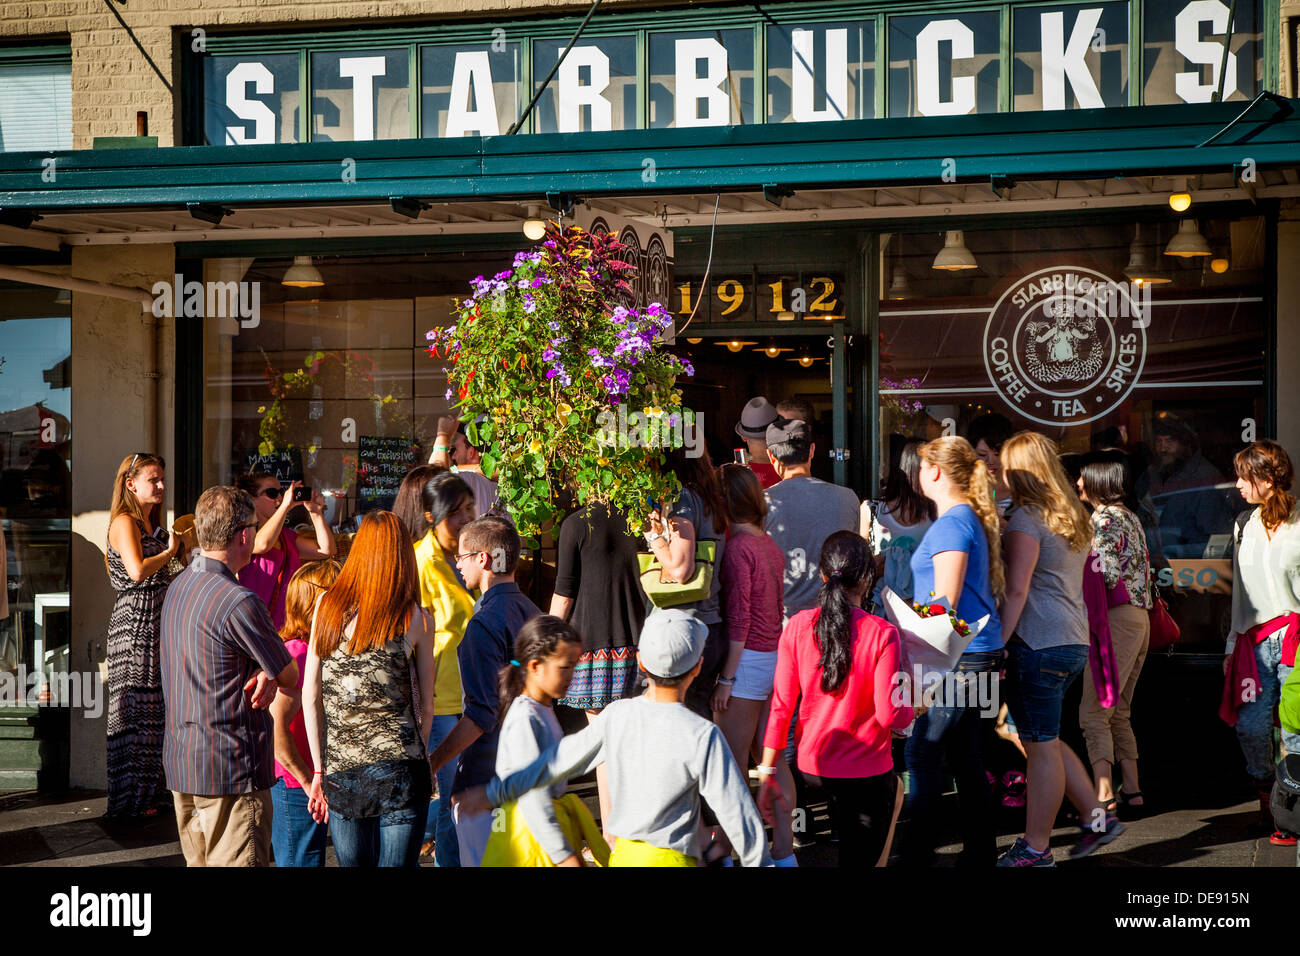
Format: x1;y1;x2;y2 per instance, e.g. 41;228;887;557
638;609;708;679
765;415;811;448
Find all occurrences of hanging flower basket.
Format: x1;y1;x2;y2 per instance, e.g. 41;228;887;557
427;222;694;541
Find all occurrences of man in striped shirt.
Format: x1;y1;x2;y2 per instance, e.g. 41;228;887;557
161;485;297;867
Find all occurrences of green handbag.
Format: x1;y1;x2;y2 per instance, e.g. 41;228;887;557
637;539;716;609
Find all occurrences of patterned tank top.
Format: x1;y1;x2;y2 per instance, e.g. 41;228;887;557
321;616;425;775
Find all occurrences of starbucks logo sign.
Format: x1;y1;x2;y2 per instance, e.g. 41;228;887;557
982;266;1147;427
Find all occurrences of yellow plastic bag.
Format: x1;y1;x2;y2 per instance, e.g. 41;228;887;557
481;793;610;867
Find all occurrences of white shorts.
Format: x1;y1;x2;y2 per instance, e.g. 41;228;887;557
732;648;778;701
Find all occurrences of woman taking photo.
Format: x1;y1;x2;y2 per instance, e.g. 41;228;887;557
901;436;1004;868
105;452;182;820
414;471;478;865
1224;439;1300;845
302;511;436;868
860;436;936;609
711;463;797;865
642;436;729;719
235;471;335;630
759;531;913;866
996;432;1120;866
269;559;341;867
1077;456;1152;817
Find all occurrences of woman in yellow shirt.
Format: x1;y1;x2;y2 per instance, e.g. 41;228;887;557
414;470;478;866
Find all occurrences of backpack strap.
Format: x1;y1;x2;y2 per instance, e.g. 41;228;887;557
1234;507;1255;548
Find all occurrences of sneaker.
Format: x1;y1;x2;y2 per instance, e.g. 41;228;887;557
1069;815;1125;859
1269;830;1298;846
996;837;1055;867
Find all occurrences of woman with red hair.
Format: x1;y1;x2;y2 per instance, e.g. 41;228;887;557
1223;440;1300;846
301;511;437;867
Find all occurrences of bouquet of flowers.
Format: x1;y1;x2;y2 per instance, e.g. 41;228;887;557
879;587;990;675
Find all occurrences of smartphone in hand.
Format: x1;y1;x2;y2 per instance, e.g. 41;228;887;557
292;485;313;503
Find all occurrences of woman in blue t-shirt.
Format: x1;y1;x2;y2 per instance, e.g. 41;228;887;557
900;436;1005;868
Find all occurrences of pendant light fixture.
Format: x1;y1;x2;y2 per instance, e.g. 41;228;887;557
932;231;977;271
282;255;325;288
1164;220;1212;258
1123;224;1172;286
522;205;547;241
887;264;914;300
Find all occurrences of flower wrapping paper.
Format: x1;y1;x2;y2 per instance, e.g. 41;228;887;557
879;586;990;676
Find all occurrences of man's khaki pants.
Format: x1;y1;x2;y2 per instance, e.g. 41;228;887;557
172;790;273;867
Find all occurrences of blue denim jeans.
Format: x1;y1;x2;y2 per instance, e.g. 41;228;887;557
901;650;1002;867
1003;640;1089;743
1235;629;1300;783
270;777;328;867
422;712;462;867
329;801;430;868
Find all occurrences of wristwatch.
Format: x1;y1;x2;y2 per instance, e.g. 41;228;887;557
716;675;736;686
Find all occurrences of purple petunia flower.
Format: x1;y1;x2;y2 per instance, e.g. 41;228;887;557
542;347;558;363
548;321;560;331
445;387;454;400
546;368;560;380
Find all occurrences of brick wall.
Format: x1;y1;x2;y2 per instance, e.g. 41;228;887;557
0;0;651;148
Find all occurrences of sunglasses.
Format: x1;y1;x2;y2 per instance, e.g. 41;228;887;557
258;487;283;500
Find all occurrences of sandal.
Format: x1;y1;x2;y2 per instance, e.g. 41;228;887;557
1117;788;1146;819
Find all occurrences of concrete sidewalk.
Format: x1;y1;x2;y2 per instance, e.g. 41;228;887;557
0;784;1293;867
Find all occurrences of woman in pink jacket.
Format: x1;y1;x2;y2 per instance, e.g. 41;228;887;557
758;530;914;866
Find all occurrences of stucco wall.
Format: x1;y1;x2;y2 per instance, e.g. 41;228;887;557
66;244;174;788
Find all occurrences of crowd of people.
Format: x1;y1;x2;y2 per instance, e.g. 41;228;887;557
98;399;1300;867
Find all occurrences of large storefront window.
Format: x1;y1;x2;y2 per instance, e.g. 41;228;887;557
533;36;638;133
1012;2;1130;110
1143;0;1265;104
648;29;755;128
767;20;877;123
200;254;499;526
311;49;410;141
888;12;1001;116
878;215;1267;650
203;53;302;145
0;284;71;695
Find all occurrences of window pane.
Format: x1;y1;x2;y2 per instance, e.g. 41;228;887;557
767;20;876;123
311;49;410;141
877;218;1266;650
203;54;301;145
533;36;637;133
648;29;754;128
0;289;72;690
421;43;522;138
889;12;1001;117
1143;0;1264;104
0;59;72;152
1013;2;1129;110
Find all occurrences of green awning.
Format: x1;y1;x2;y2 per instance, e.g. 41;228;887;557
1;98;1296;213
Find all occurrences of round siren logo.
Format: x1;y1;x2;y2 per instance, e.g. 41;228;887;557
982;266;1146;427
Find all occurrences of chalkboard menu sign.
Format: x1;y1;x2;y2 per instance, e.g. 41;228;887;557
357;435;421;513
241;447;303;483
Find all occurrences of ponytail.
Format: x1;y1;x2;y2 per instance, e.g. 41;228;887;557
967;460;1006;602
1235;440;1296;534
496;614;583;725
813;531;873;694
